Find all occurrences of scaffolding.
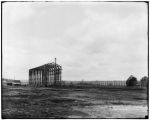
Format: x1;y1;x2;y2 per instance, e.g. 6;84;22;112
29;59;62;87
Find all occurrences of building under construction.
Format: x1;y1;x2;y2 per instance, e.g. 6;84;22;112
29;59;62;87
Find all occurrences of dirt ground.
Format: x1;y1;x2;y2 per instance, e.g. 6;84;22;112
2;86;148;118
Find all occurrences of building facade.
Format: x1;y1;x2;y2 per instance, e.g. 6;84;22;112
29;62;62;87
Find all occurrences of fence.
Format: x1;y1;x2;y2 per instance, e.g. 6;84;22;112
62;80;127;87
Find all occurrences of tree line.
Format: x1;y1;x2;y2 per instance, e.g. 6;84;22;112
126;75;148;87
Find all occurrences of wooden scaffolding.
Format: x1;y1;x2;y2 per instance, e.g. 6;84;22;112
29;59;62;87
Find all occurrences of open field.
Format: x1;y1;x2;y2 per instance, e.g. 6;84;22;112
2;86;148;118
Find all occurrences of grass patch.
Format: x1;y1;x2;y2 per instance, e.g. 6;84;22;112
2;86;147;118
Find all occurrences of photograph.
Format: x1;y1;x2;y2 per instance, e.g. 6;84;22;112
2;1;148;119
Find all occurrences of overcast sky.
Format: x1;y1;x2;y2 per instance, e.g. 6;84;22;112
3;2;148;81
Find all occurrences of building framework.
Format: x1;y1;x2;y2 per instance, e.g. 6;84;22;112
29;60;62;87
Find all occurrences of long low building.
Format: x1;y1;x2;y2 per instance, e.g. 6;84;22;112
2;78;21;86
29;61;62;87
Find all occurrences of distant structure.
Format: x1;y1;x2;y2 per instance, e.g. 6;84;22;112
29;58;62;87
2;78;21;86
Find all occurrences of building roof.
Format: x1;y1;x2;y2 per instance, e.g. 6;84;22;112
2;78;21;83
29;62;62;71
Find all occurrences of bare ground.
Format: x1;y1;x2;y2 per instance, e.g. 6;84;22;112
2;86;148;118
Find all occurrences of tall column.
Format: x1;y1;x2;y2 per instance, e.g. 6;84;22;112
49;68;51;85
34;70;36;87
52;68;54;85
53;68;55;84
60;66;62;82
53;68;54;85
48;69;50;86
49;69;51;85
50;68;53;84
39;70;41;87
29;71;30;86
32;71;34;87
60;70;62;81
51;68;53;85
34;71;35;86
36;70;38;87
51;68;54;84
30;71;32;86
38;70;40;87
43;66;45;87
57;67;59;83
33;70;35;87
47;69;49;86
31;71;32;86
58;68;60;82
55;67;57;84
58;69;60;82
35;70;37;87
41;70;43;87
37;70;39;87
38;70;39;86
33;70;34;87
46;69;48;86
38;70;40;86
40;70;42;86
58;68;61;82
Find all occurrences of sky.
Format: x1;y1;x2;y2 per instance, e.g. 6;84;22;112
3;2;148;81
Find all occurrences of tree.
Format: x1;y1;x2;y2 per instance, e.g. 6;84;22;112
140;76;148;87
126;75;138;86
